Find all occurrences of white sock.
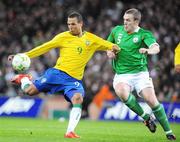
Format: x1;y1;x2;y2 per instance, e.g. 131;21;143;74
66;106;82;133
21;77;32;90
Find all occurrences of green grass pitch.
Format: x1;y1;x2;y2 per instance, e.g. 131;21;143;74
0;117;179;142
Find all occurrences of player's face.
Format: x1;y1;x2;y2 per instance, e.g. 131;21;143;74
123;13;138;33
67;17;83;35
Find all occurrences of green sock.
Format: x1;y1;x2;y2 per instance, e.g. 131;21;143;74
22;84;30;96
152;104;172;134
73;104;82;108
23;84;30;90
124;94;149;120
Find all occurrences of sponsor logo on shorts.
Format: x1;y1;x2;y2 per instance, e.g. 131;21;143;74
40;78;47;83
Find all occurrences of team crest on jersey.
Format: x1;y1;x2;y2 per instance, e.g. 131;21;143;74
85;40;90;46
133;37;139;43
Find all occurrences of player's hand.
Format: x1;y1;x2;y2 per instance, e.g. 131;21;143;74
107;50;116;59
139;48;148;54
175;64;180;73
8;55;15;61
112;45;121;54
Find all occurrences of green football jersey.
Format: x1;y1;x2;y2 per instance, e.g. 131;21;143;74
107;25;157;74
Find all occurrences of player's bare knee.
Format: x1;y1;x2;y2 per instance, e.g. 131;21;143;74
72;93;83;104
115;87;128;98
147;99;159;108
143;96;159;108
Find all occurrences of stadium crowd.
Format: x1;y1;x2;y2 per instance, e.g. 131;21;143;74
0;0;180;105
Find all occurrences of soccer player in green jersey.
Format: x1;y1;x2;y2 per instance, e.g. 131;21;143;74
107;8;176;141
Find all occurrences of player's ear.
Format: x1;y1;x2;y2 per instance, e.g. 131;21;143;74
134;19;140;25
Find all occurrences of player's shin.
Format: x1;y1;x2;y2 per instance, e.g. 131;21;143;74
125;94;149;120
66;104;82;134
152;104;172;134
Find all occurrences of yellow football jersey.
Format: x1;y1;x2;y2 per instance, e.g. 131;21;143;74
25;31;114;80
175;42;180;66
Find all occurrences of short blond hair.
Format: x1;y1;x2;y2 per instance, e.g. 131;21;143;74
125;8;141;22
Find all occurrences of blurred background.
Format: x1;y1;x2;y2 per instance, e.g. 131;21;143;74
0;0;179;121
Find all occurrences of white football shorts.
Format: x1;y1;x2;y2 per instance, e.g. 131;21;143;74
113;71;154;94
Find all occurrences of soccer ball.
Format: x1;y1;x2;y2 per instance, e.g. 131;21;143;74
12;54;31;72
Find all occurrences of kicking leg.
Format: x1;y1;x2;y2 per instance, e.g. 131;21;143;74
11;74;39;96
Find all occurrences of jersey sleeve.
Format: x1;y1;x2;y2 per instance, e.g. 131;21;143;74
143;31;157;48
25;34;62;58
175;42;180;65
92;34;114;51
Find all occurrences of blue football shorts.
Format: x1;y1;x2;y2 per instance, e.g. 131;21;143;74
33;68;85;102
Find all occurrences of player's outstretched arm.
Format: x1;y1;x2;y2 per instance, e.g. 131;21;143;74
139;43;160;55
107;50;116;59
107;45;121;59
175;43;180;73
112;45;120;54
175;65;180;73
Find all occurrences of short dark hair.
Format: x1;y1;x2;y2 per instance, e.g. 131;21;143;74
125;8;141;22
68;11;83;22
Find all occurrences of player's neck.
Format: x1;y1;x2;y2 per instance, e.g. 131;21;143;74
70;31;84;37
128;26;140;34
77;31;83;37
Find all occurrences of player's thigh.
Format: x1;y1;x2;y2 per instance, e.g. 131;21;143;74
65;82;85;104
134;72;154;95
134;72;159;107
140;87;159;108
113;74;132;99
33;79;51;93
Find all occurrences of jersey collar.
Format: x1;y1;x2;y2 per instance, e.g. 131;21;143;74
68;31;86;37
134;26;140;33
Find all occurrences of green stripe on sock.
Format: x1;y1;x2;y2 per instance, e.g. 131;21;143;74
165;130;172;135
141;112;150;120
73;104;82;108
124;94;133;105
152;104;161;112
23;84;30;90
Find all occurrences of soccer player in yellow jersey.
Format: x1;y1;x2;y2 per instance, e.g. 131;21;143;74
175;42;180;73
8;12;119;138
